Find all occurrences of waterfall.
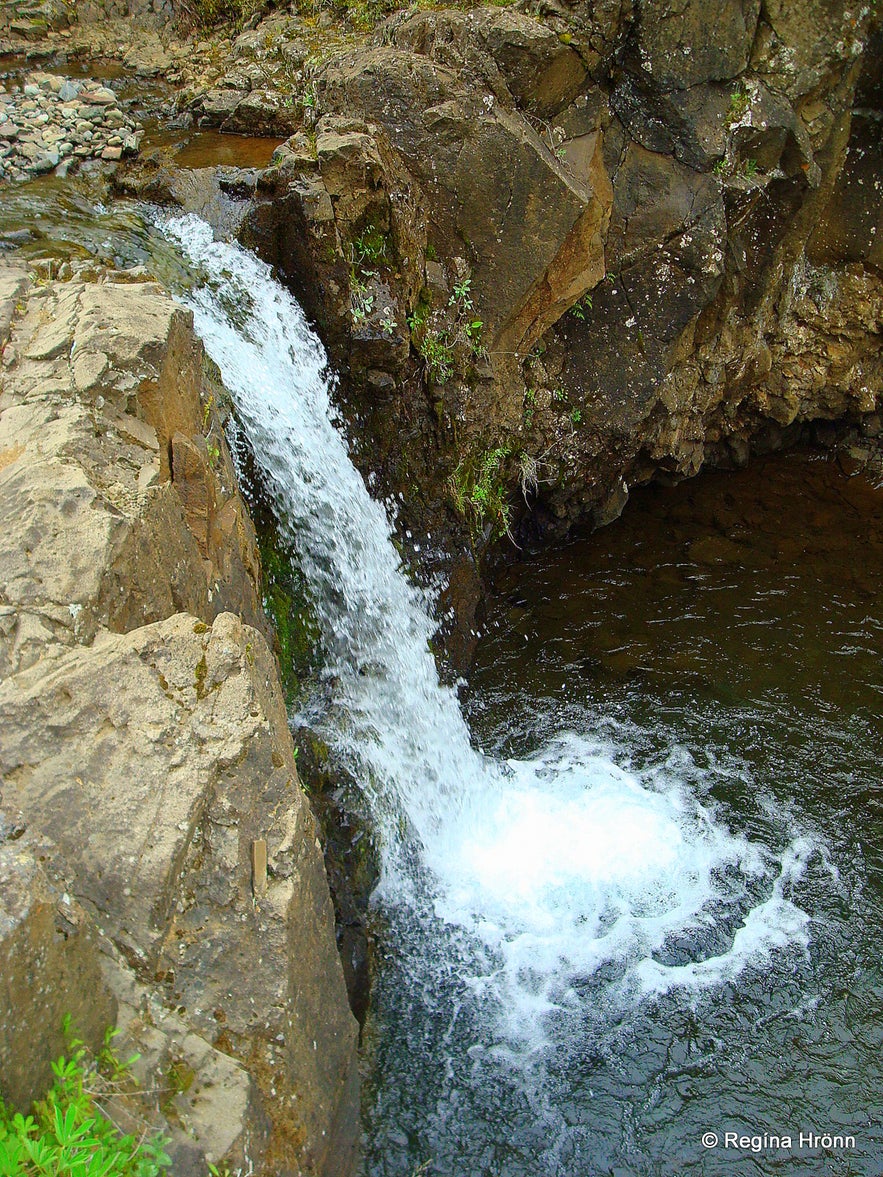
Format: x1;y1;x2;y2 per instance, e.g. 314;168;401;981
163;214;814;1054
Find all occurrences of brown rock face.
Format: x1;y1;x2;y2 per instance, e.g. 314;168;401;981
0;818;117;1112
244;0;881;590
0;264;359;1177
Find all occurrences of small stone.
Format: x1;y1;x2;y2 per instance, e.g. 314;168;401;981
90;87;117;106
100;145;122;161
25;149;59;173
58;79;81;102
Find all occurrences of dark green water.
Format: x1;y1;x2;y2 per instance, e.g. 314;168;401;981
442;449;883;1176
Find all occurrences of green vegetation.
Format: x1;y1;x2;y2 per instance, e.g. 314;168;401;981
449;445;512;541
417;328;455;384
258;530;320;703
741;157;759;178
568;292;593;321
522;387;536;428
348;224;389;328
0;1025;170;1177
408;271;486;385
728;87;751;123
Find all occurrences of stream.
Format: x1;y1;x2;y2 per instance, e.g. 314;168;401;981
159;217;883;1176
3;156;880;1170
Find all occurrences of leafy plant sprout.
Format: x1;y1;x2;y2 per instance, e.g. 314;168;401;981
0;1021;171;1177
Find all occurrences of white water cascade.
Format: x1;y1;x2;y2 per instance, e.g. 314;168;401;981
164;215;815;1058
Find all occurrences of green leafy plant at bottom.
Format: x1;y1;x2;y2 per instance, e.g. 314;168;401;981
0;1028;170;1177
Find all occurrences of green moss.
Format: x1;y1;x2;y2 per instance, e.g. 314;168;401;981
258;530;320;704
194;652;208;699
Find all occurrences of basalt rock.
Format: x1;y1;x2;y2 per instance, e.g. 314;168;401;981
245;0;881;591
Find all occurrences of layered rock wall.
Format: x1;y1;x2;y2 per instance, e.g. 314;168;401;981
0;262;359;1177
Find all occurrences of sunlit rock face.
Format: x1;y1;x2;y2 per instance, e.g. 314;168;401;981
248;0;882;586
0;264;360;1177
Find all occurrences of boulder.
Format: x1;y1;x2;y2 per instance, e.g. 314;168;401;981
0;611;359;1177
0;269;267;677
319;42;612;358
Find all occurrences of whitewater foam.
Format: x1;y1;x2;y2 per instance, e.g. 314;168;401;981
163;214;817;1046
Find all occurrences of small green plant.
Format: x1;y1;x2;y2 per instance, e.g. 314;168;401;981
353;225;388;266
302;80;318;109
419;329;455;384
409;268;486;382
407;300;429;333
570;408;582;425
742;157;759;178
0;1024;170;1177
552;387;566;402
712;157;729;176
569;293;593;321
380;309;396;336
351;291;375;325
522;387;537;428
348;223;390;328
728;88;750;123
449;446;512;541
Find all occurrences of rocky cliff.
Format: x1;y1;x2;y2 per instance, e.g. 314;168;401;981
0;262;359;1177
235;0;881;653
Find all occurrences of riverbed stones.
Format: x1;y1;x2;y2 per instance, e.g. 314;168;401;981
0;71;142;183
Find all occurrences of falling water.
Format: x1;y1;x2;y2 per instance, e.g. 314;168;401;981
164;215;821;1171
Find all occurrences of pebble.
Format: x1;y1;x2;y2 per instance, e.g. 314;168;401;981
0;70;143;184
